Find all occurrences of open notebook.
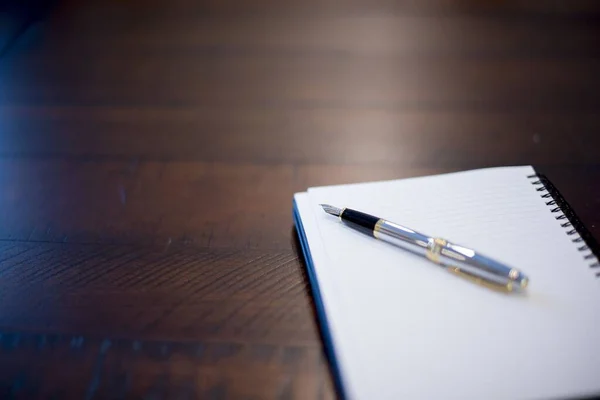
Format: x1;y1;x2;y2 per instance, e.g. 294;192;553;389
293;166;600;400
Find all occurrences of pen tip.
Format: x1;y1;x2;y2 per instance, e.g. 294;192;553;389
320;204;342;217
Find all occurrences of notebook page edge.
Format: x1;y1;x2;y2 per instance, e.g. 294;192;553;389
293;192;361;399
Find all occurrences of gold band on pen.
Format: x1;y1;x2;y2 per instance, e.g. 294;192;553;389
426;238;447;264
373;219;385;239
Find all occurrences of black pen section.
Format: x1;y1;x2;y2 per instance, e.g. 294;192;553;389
340;209;380;237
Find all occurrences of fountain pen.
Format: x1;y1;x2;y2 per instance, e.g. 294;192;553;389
320;204;529;292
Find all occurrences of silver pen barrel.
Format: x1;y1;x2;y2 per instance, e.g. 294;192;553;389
374;219;529;291
320;205;529;292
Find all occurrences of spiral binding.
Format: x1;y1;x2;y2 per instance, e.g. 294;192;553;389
528;174;600;277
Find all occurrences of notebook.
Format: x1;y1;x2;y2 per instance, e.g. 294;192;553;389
293;166;600;400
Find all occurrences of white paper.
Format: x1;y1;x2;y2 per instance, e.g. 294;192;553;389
294;166;600;400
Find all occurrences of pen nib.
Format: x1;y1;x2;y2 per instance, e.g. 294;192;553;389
320;204;342;217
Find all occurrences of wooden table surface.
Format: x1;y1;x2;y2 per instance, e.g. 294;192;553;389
1;0;599;398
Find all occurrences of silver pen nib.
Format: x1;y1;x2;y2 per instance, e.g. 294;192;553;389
320;204;342;217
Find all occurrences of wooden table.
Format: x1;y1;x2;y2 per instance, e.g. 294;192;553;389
0;1;599;398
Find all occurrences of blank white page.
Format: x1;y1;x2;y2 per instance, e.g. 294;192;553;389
294;165;600;400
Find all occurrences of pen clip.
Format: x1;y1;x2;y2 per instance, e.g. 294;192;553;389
446;266;514;293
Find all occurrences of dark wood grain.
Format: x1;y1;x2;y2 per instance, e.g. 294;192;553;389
0;0;599;398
